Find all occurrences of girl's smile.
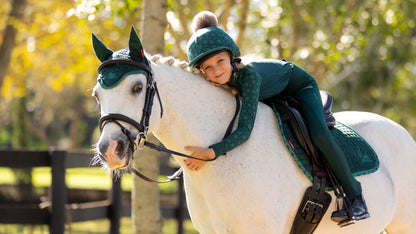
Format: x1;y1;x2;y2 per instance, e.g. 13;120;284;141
199;51;233;85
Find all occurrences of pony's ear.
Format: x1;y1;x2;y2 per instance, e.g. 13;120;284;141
92;33;113;62
128;26;145;61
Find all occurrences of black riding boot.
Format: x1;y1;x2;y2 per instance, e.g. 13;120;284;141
331;193;370;223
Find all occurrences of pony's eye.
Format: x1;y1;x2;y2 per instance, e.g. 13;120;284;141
132;84;143;94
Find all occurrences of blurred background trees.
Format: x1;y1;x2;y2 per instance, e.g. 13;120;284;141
1;0;415;232
1;0;415;148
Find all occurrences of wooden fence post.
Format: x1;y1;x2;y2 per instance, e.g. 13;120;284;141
176;176;185;234
109;177;122;234
50;150;67;234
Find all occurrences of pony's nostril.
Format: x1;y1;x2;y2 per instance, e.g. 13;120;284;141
116;140;125;156
98;141;109;158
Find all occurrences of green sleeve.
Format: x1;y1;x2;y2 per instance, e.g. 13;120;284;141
210;67;261;156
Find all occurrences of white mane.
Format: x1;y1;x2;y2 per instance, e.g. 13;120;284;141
149;54;240;96
149;54;198;73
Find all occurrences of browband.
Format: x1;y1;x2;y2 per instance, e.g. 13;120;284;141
98;58;152;74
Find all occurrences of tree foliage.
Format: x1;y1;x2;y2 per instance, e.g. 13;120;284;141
1;0;415;149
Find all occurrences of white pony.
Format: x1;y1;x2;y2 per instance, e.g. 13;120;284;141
92;29;416;234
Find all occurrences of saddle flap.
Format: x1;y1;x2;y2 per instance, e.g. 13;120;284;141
274;99;315;157
270;90;336;159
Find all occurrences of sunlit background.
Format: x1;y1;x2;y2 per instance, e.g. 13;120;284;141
1;0;416;233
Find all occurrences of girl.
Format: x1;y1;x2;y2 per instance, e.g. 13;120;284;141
184;11;369;223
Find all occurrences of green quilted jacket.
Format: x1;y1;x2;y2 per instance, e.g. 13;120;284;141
210;58;297;156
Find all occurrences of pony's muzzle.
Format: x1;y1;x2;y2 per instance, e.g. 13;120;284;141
106;138;130;169
98;134;131;170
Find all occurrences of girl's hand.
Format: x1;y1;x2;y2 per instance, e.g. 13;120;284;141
183;146;216;171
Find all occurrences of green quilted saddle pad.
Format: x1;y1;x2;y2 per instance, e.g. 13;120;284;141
274;111;379;186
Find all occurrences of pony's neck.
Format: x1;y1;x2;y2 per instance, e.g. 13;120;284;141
150;61;236;159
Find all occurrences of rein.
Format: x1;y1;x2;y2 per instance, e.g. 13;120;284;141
98;57;241;183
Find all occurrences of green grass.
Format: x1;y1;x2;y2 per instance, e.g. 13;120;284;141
0;167;198;233
0;218;198;234
0;167;177;193
0;167;114;189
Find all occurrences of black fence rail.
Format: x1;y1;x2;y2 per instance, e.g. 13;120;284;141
0;149;189;234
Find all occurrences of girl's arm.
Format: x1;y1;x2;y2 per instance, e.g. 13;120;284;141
209;66;261;156
184;67;261;171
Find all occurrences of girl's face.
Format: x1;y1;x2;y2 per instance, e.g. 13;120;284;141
199;51;232;85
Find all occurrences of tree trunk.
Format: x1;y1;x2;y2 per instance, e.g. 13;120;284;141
132;1;167;233
140;0;168;55
132;135;163;234
5;0;32;199
236;0;249;49
69;82;83;149
178;5;191;41
217;0;233;31
0;0;27;88
12;94;34;201
289;0;301;56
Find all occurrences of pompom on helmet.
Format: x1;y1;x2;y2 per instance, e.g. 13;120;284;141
186;13;240;68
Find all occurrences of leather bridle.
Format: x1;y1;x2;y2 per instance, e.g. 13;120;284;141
98;58;163;150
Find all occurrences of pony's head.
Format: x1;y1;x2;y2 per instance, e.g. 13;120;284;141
91;27;162;175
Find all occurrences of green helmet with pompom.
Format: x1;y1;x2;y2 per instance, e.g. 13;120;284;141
187;26;240;68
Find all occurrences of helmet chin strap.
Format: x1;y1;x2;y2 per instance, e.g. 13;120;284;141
231;56;241;79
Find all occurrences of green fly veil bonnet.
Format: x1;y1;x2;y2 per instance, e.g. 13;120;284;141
92;26;164;153
92;26;150;89
187;11;240;68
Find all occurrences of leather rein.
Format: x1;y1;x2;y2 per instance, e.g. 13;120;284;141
97;57;240;183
